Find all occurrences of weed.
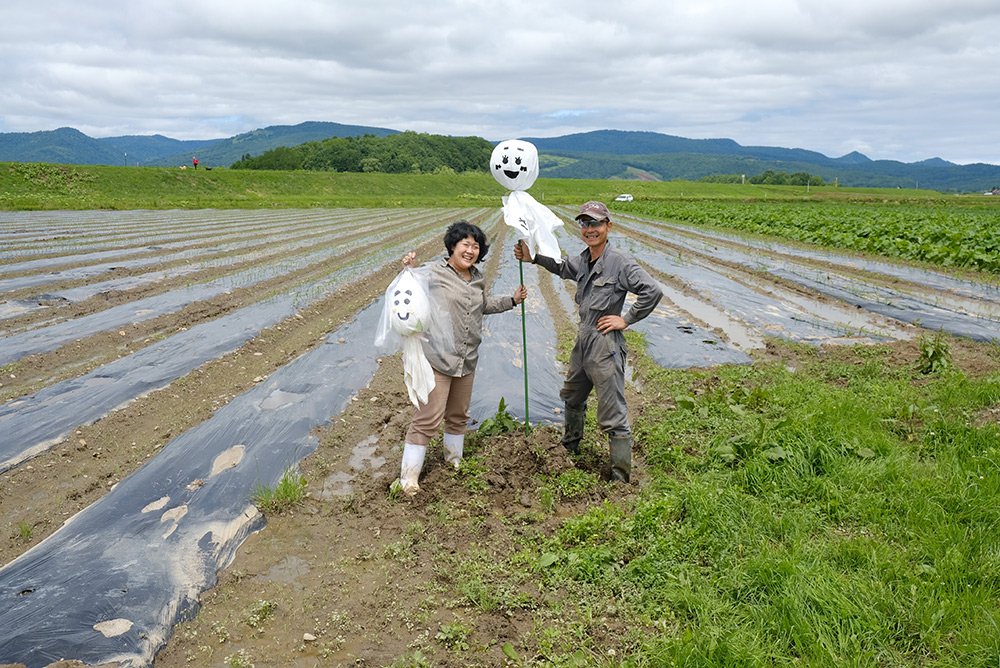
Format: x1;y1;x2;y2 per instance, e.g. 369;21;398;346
244;599;277;628
224;648;253;668
251;467;306;514
456;456;489;493
476;397;520;437
916;329;954;374
386;650;432;668
552;469;599;499
537;469;598;513
17;521;32;541
383;538;417;565
212;622;231;643
435;620;471;650
539;486;556;513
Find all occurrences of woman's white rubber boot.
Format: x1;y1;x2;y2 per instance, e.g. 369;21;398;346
443;432;464;469
400;443;427;496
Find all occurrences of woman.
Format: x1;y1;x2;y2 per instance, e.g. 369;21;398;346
399;220;526;495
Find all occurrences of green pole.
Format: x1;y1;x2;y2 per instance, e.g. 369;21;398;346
519;251;530;435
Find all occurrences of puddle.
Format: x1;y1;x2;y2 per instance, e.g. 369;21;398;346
256;555;309;589
319;471;356;499
319;435;388;499
348;434;385;471
258;390;307;411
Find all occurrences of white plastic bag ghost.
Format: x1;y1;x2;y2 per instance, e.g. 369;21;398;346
388;269;430;337
375;268;436;406
491;139;562;258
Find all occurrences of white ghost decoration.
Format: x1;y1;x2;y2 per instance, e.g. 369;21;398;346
379;269;435;406
491;140;539;191
491;139;562;259
388;270;430;336
400;335;434;407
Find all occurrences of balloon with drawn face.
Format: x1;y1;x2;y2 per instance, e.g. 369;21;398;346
389;270;430;336
490;140;539;191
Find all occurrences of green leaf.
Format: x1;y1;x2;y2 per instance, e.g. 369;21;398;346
715;444;736;463
536;553;559;569
763;446;788;461
502;642;520;661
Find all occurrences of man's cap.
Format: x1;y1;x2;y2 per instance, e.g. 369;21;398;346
575;200;611;221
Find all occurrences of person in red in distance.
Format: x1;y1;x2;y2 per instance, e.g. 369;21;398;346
192;157;198;169
515;200;662;482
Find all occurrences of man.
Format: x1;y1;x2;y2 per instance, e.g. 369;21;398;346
515;200;663;482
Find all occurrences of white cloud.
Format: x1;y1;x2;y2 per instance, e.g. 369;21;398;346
1;0;998;164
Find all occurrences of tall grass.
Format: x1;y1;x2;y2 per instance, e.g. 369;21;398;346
520;339;1000;666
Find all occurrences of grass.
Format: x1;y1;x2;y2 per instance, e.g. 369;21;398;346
487;339;1000;667
1;160;987;212
250;468;307;514
17;521;32;541
389;336;1000;666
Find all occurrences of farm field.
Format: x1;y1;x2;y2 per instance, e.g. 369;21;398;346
0;201;999;667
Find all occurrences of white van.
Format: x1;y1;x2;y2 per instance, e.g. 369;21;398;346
614;194;634;202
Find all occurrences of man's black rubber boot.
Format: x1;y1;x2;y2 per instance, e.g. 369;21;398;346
609;436;632;483
562;405;586;455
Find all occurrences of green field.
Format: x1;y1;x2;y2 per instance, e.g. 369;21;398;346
4;160;997;276
4;161;1000;666
0;160;985;211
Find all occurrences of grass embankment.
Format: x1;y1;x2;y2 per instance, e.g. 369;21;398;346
447;334;1000;666
0;161;984;211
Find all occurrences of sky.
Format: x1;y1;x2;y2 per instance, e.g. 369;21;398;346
2;0;998;165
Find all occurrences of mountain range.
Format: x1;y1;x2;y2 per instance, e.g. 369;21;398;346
1;122;997;192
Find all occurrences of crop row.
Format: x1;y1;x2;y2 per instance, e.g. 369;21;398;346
627;200;1000;273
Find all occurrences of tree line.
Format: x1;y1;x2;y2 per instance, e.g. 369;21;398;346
700;170;828;186
230;131;494;174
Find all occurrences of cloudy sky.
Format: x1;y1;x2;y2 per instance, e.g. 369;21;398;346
2;0;998;165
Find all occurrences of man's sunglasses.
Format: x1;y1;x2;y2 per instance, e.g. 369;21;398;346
577;218;608;229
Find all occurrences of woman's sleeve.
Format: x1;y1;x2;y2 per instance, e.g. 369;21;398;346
483;293;516;315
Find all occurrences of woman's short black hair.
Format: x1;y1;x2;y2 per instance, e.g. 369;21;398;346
444;220;489;263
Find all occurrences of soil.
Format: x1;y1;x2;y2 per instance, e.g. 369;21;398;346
2;212;1000;668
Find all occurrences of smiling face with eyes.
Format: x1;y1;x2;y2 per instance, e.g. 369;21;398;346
578;217;611;258
490;140;539;191
447;236;480;277
388;271;429;335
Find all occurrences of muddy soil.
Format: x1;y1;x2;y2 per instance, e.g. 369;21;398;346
2;210;1000;668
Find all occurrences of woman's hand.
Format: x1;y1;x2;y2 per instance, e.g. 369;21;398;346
513;285;528;305
401;252;416;269
513;240;533;264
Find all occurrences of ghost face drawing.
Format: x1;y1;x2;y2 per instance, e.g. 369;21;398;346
490;140;539;191
389;271;430;336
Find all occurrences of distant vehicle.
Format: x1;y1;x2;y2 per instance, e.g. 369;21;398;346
614;194;633;202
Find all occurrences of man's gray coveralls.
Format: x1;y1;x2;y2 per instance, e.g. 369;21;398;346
534;243;663;479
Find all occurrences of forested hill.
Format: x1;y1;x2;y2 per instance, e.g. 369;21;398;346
150;121;399;168
525;130;1000;192
0;122;398;168
3;124;999;191
230;132;494;174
